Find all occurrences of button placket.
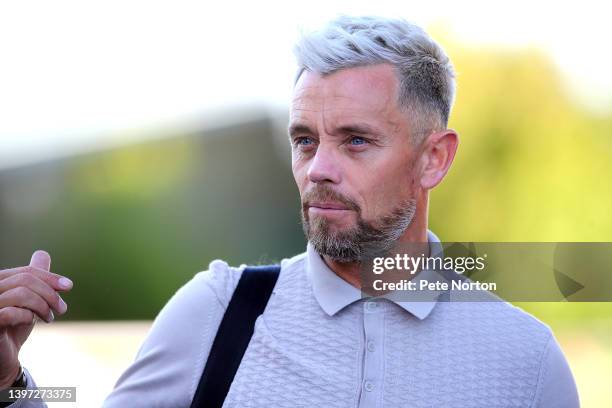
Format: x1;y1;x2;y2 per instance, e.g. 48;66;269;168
358;299;384;407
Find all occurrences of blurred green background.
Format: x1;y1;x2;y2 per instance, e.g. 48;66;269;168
1;42;611;405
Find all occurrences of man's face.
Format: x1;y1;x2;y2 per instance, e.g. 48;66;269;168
289;63;422;262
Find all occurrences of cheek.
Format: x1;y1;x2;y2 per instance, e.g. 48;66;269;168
347;169;387;216
353;162;414;216
291;159;307;192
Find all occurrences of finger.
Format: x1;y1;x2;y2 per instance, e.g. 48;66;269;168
0;287;53;323
0;266;73;292
0;273;67;315
30;250;51;272
0;306;35;327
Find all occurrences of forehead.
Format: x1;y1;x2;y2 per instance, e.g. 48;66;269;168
290;64;402;126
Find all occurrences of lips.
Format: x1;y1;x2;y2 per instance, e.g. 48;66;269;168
308;201;350;210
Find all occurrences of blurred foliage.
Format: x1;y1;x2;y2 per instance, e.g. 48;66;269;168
432;44;612;241
429;42;612;328
0;117;304;319
0;45;611;325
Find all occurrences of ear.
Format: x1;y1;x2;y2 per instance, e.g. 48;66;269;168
418;129;459;190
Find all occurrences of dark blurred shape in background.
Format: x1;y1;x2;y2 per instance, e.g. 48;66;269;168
0;107;304;319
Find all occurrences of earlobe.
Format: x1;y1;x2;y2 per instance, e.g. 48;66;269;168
419;130;459;190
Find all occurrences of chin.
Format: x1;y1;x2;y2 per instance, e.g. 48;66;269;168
310;216;356;233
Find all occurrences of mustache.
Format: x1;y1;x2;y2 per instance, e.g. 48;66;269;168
302;185;360;212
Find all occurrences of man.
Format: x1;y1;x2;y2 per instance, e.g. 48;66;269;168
0;15;579;407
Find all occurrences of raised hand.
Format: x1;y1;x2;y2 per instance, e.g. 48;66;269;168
0;250;73;388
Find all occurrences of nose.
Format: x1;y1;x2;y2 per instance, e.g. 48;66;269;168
307;143;342;185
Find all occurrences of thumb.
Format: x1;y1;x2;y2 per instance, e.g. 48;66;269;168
30;250;51;271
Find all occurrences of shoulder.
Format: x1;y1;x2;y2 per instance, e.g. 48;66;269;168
441;299;554;342
139;258;249;356
141;259;247;333
188;250;307;304
491;303;578;406
278;251;307;277
440;272;554;342
103;259;245;407
104;252;308;407
187;259;247;309
434;299;556;377
164;249;307;320
495;301;554;342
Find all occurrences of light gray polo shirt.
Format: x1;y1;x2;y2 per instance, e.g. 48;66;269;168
16;230;579;407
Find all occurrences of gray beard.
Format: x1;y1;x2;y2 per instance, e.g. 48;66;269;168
301;198;417;263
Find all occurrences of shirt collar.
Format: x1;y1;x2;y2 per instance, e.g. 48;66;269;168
306;229;443;320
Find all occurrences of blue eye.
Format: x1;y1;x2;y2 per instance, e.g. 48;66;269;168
349;136;367;145
294;137;313;146
296;137;312;146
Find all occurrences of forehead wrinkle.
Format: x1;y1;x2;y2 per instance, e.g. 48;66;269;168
290;73;403;138
292;82;324;101
319;99;393;137
292;106;320;113
290;91;323;117
290;99;321;128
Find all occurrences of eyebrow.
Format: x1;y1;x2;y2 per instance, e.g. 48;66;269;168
287;123;313;138
287;122;384;138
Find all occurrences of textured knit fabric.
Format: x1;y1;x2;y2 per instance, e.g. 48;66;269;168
16;231;579;407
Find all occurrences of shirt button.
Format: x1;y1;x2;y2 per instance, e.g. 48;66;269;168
367;340;376;352
366;301;378;311
364;381;375;392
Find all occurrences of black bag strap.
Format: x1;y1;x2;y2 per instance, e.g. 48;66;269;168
190;264;281;408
